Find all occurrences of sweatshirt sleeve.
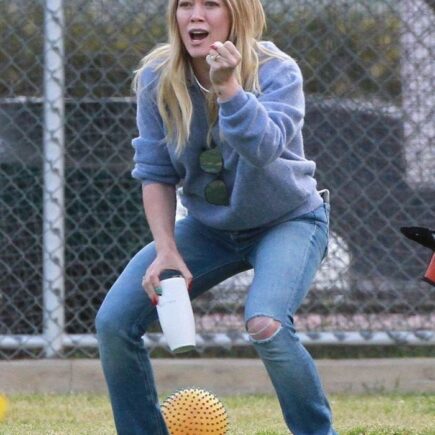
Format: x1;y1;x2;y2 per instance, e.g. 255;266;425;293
218;57;305;168
131;68;180;186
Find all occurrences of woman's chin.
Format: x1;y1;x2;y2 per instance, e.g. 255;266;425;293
186;47;206;57
187;51;208;63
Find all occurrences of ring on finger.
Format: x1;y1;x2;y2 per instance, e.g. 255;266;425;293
207;54;220;63
155;286;163;296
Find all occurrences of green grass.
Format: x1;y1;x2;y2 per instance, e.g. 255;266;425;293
0;393;434;434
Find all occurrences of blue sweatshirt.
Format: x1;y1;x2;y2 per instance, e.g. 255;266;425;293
132;41;323;231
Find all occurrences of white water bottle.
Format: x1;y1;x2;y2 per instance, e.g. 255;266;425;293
156;273;196;353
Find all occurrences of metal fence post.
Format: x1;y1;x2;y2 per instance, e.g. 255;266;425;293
42;0;65;357
400;0;435;189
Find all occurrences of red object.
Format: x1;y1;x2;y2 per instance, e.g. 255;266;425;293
423;253;435;286
151;294;158;306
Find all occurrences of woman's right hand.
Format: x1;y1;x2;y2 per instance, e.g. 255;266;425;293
141;248;193;306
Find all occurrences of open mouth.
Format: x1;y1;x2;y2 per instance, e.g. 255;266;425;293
189;30;209;41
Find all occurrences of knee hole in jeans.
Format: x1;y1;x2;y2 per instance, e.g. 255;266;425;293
247;316;281;341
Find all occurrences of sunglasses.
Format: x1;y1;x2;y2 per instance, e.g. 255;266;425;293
199;145;230;206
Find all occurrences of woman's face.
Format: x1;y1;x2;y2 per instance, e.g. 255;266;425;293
176;0;231;61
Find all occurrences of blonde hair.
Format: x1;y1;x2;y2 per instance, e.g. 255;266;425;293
132;0;289;153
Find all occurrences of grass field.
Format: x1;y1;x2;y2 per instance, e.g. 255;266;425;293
0;393;434;434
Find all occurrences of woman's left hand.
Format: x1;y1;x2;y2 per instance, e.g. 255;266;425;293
207;41;242;99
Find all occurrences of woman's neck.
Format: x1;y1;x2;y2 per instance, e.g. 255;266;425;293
190;58;211;91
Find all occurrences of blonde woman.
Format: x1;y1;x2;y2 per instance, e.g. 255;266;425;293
96;0;336;433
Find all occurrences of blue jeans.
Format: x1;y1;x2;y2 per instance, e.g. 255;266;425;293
96;202;337;435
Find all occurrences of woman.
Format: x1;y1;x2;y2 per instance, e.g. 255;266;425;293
96;0;337;433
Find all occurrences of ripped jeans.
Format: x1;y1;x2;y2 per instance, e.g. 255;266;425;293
96;202;337;435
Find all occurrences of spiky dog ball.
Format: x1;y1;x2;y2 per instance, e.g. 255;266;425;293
161;388;229;435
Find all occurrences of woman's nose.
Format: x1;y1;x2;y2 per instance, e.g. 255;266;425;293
190;4;205;21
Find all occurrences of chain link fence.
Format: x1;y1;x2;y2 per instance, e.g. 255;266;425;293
1;0;434;359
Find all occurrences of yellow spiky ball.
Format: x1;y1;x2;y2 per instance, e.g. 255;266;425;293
0;395;8;422
161;388;229;435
